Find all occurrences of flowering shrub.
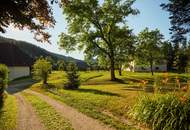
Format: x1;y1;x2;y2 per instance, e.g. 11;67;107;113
129;94;190;130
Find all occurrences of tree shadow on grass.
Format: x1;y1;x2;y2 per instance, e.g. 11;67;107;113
114;78;128;84
75;88;121;97
82;74;103;82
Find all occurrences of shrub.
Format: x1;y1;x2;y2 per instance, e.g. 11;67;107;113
129;94;190;130
64;62;80;89
33;58;52;85
0;64;9;103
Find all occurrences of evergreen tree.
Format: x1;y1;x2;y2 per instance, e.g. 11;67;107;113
161;0;190;43
64;62;80;89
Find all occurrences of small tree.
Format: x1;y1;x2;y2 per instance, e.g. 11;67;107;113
64;62;80;89
33;58;52;85
0;64;9;103
57;60;66;71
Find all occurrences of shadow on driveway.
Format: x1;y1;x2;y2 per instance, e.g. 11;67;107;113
6;80;36;95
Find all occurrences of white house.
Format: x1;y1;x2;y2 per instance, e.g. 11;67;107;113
124;61;167;72
0;42;33;80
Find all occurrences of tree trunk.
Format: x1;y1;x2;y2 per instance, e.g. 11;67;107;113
150;62;154;76
43;72;48;84
110;57;116;81
118;67;122;76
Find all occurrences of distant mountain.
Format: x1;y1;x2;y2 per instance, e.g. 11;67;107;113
0;36;88;70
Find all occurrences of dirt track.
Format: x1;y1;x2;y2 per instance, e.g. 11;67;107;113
15;94;45;130
28;90;115;130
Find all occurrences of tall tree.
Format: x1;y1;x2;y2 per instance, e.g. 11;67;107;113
161;41;174;71
161;0;190;43
137;28;164;75
59;0;138;80
0;0;56;43
172;41;189;73
114;27;136;76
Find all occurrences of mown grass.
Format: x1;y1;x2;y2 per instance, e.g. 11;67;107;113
0;94;17;130
22;92;73;130
31;71;190;130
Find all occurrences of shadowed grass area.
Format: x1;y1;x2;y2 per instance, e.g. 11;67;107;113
22;92;73;130
0;94;17;130
74;88;121;97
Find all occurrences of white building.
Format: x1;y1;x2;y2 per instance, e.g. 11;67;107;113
124;61;167;72
0;42;33;80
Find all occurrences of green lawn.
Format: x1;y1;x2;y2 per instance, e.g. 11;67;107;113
22;92;73;130
0;94;17;130
30;71;189;129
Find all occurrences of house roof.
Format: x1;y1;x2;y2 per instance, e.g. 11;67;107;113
0;42;34;66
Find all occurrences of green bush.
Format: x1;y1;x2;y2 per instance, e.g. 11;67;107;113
129;94;190;130
64;62;80;89
0;64;9;103
33;58;52;85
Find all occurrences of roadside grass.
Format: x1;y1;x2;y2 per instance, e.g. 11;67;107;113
0;94;17;130
31;71;190;129
22;92;73;130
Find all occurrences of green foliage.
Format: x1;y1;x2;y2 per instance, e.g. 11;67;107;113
137;28;164;75
161;0;190;43
64;62;80;89
33;58;52;84
0;0;55;43
22;92;73;130
59;0;139;80
161;41;174;71
172;43;189;73
129;94;190;130
0;64;9;102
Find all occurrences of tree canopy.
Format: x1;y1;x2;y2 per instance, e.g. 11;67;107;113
33;58;52;85
59;0;138;80
0;0;56;43
136;28;164;75
161;0;190;43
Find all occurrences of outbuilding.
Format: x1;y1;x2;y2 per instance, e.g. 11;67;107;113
0;42;33;80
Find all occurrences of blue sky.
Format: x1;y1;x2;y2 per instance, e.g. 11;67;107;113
2;0;170;60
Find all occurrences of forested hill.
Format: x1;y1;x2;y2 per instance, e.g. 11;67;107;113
0;36;88;70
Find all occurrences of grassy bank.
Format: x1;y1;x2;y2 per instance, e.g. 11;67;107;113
0;94;17;130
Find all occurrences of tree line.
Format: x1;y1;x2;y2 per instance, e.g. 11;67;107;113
0;0;190;80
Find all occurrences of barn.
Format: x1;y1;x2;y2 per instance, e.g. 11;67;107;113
0;42;34;80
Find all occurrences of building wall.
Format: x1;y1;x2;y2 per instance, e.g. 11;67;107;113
8;66;30;80
134;65;167;72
